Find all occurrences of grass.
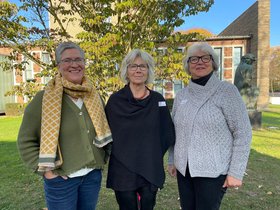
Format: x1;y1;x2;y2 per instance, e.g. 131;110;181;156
0;117;45;209
0;105;279;210
220;105;280;210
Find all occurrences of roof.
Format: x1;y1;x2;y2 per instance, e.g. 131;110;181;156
190;35;252;41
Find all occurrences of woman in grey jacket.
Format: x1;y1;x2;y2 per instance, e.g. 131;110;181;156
168;42;252;210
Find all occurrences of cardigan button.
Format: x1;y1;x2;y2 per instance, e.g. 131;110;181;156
79;112;83;116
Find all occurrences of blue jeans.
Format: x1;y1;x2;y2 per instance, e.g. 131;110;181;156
43;169;102;210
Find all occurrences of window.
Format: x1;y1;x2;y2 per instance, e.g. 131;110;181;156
155;48;166;55
173;79;183;96
0;55;14;111
176;47;185;53
42;52;50;63
24;58;33;81
233;47;242;73
154;79;164;95
41;52;51;84
214;48;222;80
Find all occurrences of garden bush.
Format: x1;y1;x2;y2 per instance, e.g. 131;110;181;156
5;103;26;116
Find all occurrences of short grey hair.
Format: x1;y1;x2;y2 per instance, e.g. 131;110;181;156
183;42;219;74
55;41;85;65
120;49;155;84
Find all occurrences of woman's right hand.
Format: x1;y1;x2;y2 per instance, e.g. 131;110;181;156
44;171;68;180
167;164;177;177
44;171;58;179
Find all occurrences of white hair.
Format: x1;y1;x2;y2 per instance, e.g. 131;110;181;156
119;49;155;84
183;42;219;74
55;41;85;65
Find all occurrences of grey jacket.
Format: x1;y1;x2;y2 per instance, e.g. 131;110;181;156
169;74;252;180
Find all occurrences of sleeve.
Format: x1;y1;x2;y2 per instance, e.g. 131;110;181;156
159;95;175;154
104;96;113;128
103;142;112;163
168;94;180;165
221;85;252;180
99;92;112;160
168;146;174;165
171;93;179;120
17;91;43;174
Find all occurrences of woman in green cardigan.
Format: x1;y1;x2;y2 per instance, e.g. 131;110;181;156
17;41;112;210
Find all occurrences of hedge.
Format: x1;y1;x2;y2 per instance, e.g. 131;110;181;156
5;103;26;116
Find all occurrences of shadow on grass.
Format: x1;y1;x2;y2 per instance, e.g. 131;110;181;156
221;149;280;210
253;132;280;141
262;111;280;127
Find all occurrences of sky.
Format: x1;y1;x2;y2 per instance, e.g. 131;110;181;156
175;0;280;47
10;0;279;47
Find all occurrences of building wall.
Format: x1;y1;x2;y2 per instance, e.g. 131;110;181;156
0;47;47;108
48;0;270;105
0;39;250;104
161;38;249;99
0;54;14;113
0;0;272;111
219;2;258;55
201;39;249;83
49;0;83;40
219;0;270;109
257;0;270;109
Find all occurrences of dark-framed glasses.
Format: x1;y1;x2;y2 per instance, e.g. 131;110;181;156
128;64;148;71
188;55;212;64
60;58;85;65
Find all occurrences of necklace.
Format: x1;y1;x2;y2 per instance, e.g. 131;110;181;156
133;88;148;100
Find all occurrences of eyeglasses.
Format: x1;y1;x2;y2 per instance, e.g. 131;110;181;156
60;58;85;65
128;64;148;71
188;55;212;64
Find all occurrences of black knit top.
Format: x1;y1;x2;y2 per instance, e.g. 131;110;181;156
105;85;175;191
191;71;214;86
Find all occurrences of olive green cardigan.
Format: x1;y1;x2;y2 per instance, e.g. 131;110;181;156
17;91;110;176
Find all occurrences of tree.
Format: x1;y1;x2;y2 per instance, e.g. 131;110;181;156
0;0;214;100
178;27;214;37
0;0;57;100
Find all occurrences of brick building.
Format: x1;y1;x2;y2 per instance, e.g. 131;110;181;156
156;36;252;99
219;0;270;109
0;0;272;113
159;0;270;110
0;47;51;113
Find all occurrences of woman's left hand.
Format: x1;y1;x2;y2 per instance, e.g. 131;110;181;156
223;175;242;188
167;164;177;177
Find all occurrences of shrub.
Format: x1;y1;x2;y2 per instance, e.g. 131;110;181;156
5;103;26;116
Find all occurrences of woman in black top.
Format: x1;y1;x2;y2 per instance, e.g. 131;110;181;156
105;49;175;210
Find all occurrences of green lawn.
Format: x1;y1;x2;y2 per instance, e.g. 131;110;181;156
0;105;279;210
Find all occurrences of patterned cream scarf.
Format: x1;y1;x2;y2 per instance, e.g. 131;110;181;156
38;74;112;172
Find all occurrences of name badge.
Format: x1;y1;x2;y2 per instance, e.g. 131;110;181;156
158;101;166;107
